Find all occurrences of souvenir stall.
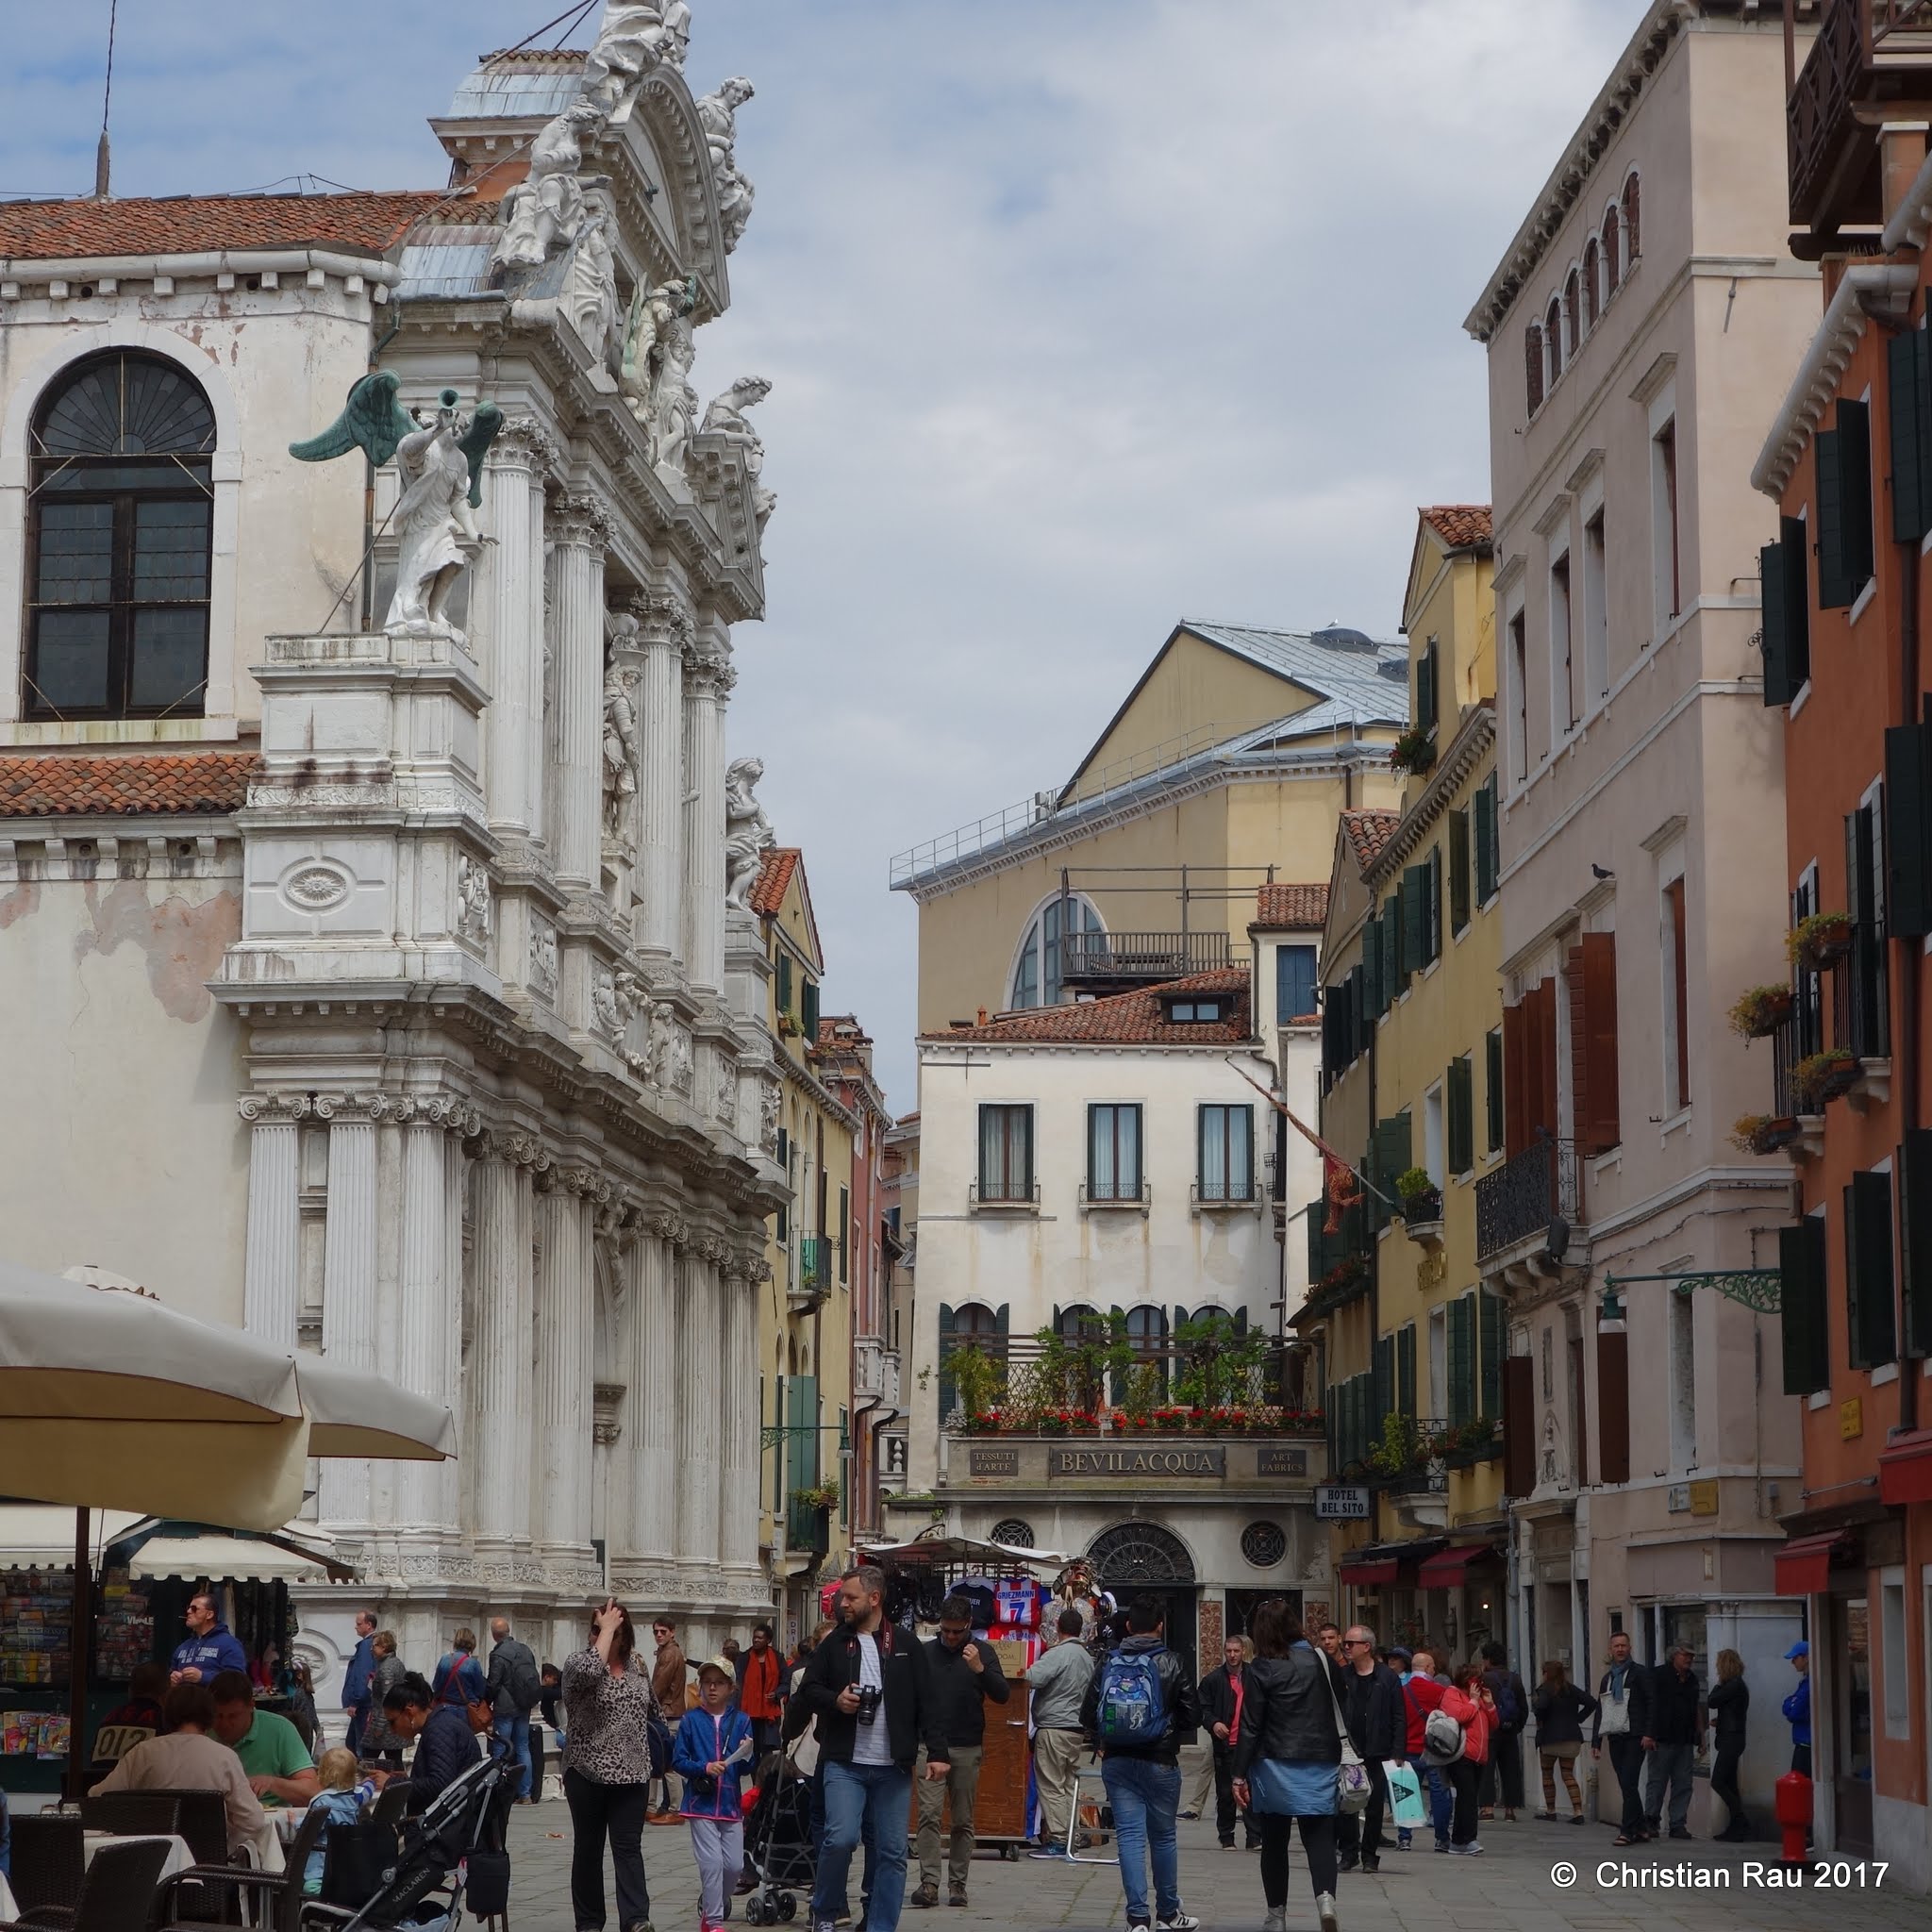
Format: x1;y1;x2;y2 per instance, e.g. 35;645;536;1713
856;1534;1066;1855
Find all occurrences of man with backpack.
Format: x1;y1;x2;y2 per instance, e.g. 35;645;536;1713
1079;1596;1201;1932
1477;1641;1528;1821
486;1616;542;1803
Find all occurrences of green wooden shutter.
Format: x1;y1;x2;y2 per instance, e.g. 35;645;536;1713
1362;924;1383;1021
1890;326;1932;542
1447;1294;1474;1429
1369;1113;1411;1231
1307;1202;1328;1284
838;1185;849;1283
789;1373;820;1493
1485;1028;1505;1154
1760;538;1792;707
775;950;793;1014
1479;1288;1506;1419
937;1302;958;1419
1396;1324;1417;1416
1374;1334;1395;1425
1846;1171;1899;1371
1841;399;1875;592
1473;779;1496;905
1401;866;1425;974
1779;1220;1828;1394
1448;1054;1474;1175
1816;428;1850;608
1449;808;1472;931
1427;849;1443;963
1901;1129;1932;1359
801;977;820;1040
1887;722;1932;939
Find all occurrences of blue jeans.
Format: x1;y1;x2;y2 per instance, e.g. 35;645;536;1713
1101;1757;1181;1924
1408;1754;1453;1842
815;1760;909;1932
493;1712;531;1801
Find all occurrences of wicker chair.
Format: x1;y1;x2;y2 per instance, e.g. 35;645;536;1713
0;1836;172;1932
76;1790;181;1840
134;1792;240;1926
154;1809;327;1932
6;1814;85;1920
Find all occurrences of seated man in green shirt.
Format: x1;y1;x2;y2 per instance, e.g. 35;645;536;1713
210;1672;319;1807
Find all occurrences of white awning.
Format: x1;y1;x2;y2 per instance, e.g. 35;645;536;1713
0;1505;146;1568
124;1533;342;1583
0;1507;350;1581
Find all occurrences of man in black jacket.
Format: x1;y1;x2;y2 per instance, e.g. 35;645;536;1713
1641;1644;1705;1840
1335;1624;1403;1873
1193;1637;1259;1851
794;1567;949;1932
909;1594;1008;1908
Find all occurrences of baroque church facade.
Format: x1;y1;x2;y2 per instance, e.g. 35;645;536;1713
0;10;787;1678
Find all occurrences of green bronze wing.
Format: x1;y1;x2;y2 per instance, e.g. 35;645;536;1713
457;402;506;508
288;370;416;467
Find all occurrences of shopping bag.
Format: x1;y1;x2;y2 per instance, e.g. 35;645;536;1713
1385;1757;1427;1829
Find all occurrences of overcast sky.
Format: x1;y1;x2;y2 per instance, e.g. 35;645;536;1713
2;0;1646;1108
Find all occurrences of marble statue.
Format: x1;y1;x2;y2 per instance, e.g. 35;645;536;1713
758;1079;780;1154
695;77;757;253
701;376;776;527
621;275;699;472
529;918;559;1000
591;965;624;1044
563;191;622;367
723;755;774;908
651;316;698;476
457;853;492;944
602;660;641;840
493;98;604;270
650;1001;693;1094
581;2;679;118
289;375;503;643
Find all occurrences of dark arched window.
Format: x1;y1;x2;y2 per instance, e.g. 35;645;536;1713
1563;270;1582;353
1583;239;1601;328
25;351;215;719
1622;172;1641;264
1524;323;1545;414
1545;297;1564;383
1602;205;1622;297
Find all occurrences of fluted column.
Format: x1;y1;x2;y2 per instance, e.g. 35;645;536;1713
629;1225;679;1560
680;626;732;993
481;423;552;835
720;1264;761;1572
675;1243;724;1568
549;494;609;889
397;1103;458;1533
537;1170;596;1553
240;1095;305;1350
627;591;691;960
317;1099;381;1527
472;1142;538;1546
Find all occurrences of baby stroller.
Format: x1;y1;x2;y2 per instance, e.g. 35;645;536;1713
741;1743;817;1925
301;1747;516;1931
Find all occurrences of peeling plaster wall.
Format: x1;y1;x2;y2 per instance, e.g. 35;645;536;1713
0;865;249;1318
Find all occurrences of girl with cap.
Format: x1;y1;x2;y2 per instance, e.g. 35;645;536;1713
675;1655;758;1932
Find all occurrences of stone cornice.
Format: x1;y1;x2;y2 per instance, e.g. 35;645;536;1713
1364;704;1497;888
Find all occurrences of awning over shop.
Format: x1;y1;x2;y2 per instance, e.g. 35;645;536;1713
1878;1430;1932;1507
1337;1556;1398;1586
115;1530;347;1583
1774;1529;1851;1596
1417;1543;1499;1589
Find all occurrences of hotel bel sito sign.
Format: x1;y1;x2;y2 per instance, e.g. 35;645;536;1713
1051;1444;1226;1478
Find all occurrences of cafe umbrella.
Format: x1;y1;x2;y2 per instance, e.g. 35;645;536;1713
0;1258;456;1791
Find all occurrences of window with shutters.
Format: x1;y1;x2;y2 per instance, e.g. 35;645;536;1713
1564;268;1581;355
1551;548;1575;737
838;1185;849;1283
1567;931;1621;1153
1375;1333;1395;1422
1448;1054;1474;1177
1198;1104;1254;1203
1474;769;1500;905
1447;1292;1475;1429
1508;610;1529;780
1545;296;1564;386
801;976;820;1041
1845;1167;1898;1371
1396;1324;1417;1417
1817;399;1874;608
1779;1214;1829;1393
24;351;217;720
1652;417;1681;634
1885;722;1932;939
1479;1289;1506;1420
1275;943;1318;1024
1596;1310;1631;1484
1525;323;1545;415
1424;848;1442;966
1449;807;1472;934
1790;865;1827;1068
976;1105;1034;1203
1416;637;1441;737
1759;514;1811;705
1583;239;1601;329
1844;786;1889;1059
1602;202;1622;298
1900;1129;1932;1359
1661;874;1690;1112
1087;1103;1143;1203
1582;509;1607;708
1485;1027;1504;1154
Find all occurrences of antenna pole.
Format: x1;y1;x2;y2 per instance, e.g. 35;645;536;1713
94;0;118;198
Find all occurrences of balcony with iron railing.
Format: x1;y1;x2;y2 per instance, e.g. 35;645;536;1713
791;1234;832;1308
1789;0;1932;232
1059;927;1235;992
1474;1134;1585;1274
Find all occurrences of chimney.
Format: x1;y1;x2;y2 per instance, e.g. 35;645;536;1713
93;129;110;200
1882;123;1929;229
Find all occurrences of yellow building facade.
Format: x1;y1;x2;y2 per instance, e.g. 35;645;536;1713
750;847;857;1634
1311;510;1512;1657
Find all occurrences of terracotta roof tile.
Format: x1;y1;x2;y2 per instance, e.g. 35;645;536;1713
0;192;453;265
1419;504;1493;550
749;846;799;916
0;752;258;818
1341;809;1400;869
926;968;1250;1046
1253;882;1329;930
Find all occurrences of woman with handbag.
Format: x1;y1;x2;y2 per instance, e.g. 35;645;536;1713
1438;1661;1494;1856
1229;1599;1353;1932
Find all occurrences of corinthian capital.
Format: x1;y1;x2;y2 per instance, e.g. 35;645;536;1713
624;588;696;652
491;416;562;477
682;634;735;698
551;491;612;550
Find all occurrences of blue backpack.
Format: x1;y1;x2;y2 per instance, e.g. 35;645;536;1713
1095;1644;1169;1747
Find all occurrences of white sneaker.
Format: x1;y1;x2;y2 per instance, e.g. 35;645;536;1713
1316;1893;1339;1932
1155;1912;1200;1932
1263;1910;1287;1932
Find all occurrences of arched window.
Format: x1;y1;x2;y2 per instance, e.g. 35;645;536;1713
1544;297;1564;385
1582;240;1601;328
1524;323;1545;414
1563;269;1581;354
1602;204;1622;297
1008;891;1105;1008
25;351;215;720
1622;171;1641;264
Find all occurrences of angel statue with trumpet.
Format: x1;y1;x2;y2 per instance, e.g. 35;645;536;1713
291;373;505;644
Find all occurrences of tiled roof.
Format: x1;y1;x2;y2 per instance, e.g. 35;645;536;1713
749;846;800;917
0;192;452;264
1341;809;1400;870
1253;883;1329;930
1419;505;1492;550
926;968;1251;1046
0;752;258;818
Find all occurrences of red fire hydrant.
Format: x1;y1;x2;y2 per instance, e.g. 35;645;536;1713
1774;1769;1813;1864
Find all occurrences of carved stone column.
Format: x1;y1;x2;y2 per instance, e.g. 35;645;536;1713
720;1259;763;1573
397;1100;460;1535
680;624;733;992
240;1094;306;1350
549;494;609;890
471;1136;538;1549
628;1218;680;1562
317;1097;382;1527
536;1167;598;1557
675;1240;724;1569
626;590;692;961
480;422;554;837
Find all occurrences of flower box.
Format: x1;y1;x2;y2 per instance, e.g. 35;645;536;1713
1728;985;1794;1041
1791;1050;1859;1109
1788;913;1854;973
1389;727;1437;776
1731;1114;1801;1158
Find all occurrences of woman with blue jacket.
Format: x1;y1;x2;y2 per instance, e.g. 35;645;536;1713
675;1656;758;1932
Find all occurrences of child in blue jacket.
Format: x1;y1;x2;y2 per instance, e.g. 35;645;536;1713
675;1657;758;1932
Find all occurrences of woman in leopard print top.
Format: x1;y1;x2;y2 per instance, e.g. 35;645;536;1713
562;1599;660;1932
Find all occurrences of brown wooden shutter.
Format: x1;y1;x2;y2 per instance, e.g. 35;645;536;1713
1502;1354;1535;1497
1522;977;1560;1142
1567;944;1590;1147
1502;1001;1529;1158
1595;1324;1630;1485
1568;936;1620;1153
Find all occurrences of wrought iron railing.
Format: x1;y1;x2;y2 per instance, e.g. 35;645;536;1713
1060;928;1234;985
797;1235;831;1293
787;1496;831;1557
1835;916;1890;1059
1474;1135;1583;1264
1368;1416;1452;1495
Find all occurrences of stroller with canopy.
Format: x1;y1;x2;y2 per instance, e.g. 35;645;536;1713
741;1741;816;1925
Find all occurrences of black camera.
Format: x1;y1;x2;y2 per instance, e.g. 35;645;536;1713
855;1684;883;1725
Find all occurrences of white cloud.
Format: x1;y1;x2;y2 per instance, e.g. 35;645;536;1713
0;0;1646;1105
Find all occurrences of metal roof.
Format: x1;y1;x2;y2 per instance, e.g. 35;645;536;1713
1185;622;1410;712
446;55;587;122
395;241;498;301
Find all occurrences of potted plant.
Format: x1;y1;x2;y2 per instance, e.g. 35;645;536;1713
1787;912;1855;972
1728;984;1794;1040
1729;1113;1800;1157
791;1480;841;1512
1395;1167;1443;1225
1389;727;1436;776
947;1341;1005;1424
1791;1048;1859;1109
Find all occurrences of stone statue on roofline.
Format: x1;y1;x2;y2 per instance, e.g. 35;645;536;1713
582;2;683;117
493;98;604;270
701;376;775;528
695;76;756;253
723;755;774;908
563;187;622;367
621;275;701;477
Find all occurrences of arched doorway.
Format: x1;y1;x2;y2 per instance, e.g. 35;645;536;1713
1088;1522;1199;1680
